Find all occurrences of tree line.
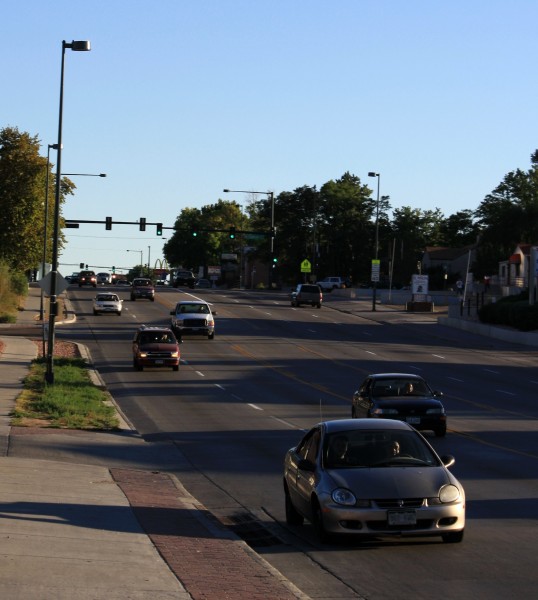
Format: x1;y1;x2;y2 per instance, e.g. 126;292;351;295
2;126;538;289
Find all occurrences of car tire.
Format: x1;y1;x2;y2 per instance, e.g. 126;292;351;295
434;425;447;437
117;312;121;316
208;332;215;339
93;310;98;315
317;303;321;308
284;486;304;526
172;365;179;372
150;297;155;302
133;360;143;371
312;499;330;544
442;530;464;543
131;296;136;301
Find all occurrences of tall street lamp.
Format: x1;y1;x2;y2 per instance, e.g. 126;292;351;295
46;39;91;384
368;172;380;312
223;188;275;288
63;173;107;177
40;143;60;321
127;249;144;276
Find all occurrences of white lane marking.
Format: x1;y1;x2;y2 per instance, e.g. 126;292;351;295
215;383;225;389
195;371;205;377
248;403;263;410
496;390;516;396
484;368;499;374
271;415;300;429
365;350;376;355
432;354;445;359
447;376;465;382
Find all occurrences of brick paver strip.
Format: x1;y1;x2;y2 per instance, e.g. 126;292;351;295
111;468;306;600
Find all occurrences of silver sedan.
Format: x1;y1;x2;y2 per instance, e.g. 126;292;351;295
283;419;465;544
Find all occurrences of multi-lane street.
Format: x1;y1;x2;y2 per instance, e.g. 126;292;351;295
62;284;538;599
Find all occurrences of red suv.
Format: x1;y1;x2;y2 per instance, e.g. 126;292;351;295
132;325;180;371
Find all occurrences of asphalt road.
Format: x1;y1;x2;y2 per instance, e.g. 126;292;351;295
55;285;538;599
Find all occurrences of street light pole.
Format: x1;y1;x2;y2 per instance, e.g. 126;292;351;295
40;143;60;322
45;39;91;384
368;172;380;312
223;188;275;288
127;249;143;276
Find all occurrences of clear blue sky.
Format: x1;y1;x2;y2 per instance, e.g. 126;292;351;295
4;1;538;274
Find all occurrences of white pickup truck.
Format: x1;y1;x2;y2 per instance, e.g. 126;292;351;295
317;277;346;291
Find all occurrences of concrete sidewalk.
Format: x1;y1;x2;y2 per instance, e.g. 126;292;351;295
0;286;308;600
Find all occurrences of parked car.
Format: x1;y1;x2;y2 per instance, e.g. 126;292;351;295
351;373;447;437
317;277;346;291
170;300;216;339
78;270;97;287
130;278;155;301
172;270;196;289
195;278;212;289
132;325;180;371
93;293;123;316
283;419;465;543
65;272;79;284
97;272;111;284
290;283;322;308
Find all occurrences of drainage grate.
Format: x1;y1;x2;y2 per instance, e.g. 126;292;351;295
217;511;284;548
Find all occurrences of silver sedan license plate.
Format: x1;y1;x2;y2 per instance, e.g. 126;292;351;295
388;510;416;526
406;416;421;425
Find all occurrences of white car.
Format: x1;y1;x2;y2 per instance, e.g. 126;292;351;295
97;272;111;284
170;300;216;339
93;293;123;316
317;277;346;291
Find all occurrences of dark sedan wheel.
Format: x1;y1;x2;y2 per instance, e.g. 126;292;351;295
172;365;179;372
284;487;304;526
208;332;215;339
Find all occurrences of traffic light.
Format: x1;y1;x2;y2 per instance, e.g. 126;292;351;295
229;226;236;239
272;256;278;268
79;262;84;268
112;266;115;273
139;218;146;231
156;223;163;236
105;216;112;230
192;230;198;237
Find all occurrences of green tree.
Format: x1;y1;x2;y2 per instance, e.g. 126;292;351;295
164;200;248;273
318;172;378;284
0;127;74;273
474;150;538;274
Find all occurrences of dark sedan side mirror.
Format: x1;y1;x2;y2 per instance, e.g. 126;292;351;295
297;458;315;472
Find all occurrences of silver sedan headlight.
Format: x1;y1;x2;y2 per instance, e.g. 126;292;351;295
331;488;357;506
438;484;461;503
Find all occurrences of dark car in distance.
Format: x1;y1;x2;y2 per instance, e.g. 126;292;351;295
173;270;196;289
132;325;180;371
352;373;447;437
78;270;97;287
290;283;322;308
130;278;155;301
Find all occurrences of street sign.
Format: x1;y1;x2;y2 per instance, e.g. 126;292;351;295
371;259;380;282
301;259;311;273
37;272;69;297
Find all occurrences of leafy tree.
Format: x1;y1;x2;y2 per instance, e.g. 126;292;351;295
0;127;74;273
474;151;538;275
163;200;248;273
438;209;480;247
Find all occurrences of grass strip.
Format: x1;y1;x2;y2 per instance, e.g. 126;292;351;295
12;357;120;430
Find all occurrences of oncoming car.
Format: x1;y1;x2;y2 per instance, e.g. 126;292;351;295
283;419;465;544
170;300;216;339
132;325;180;371
93;293;122;316
352;373;447;437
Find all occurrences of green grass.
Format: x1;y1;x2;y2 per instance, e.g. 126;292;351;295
12;357;120;430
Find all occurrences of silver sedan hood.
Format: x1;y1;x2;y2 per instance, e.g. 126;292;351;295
326;466;452;498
